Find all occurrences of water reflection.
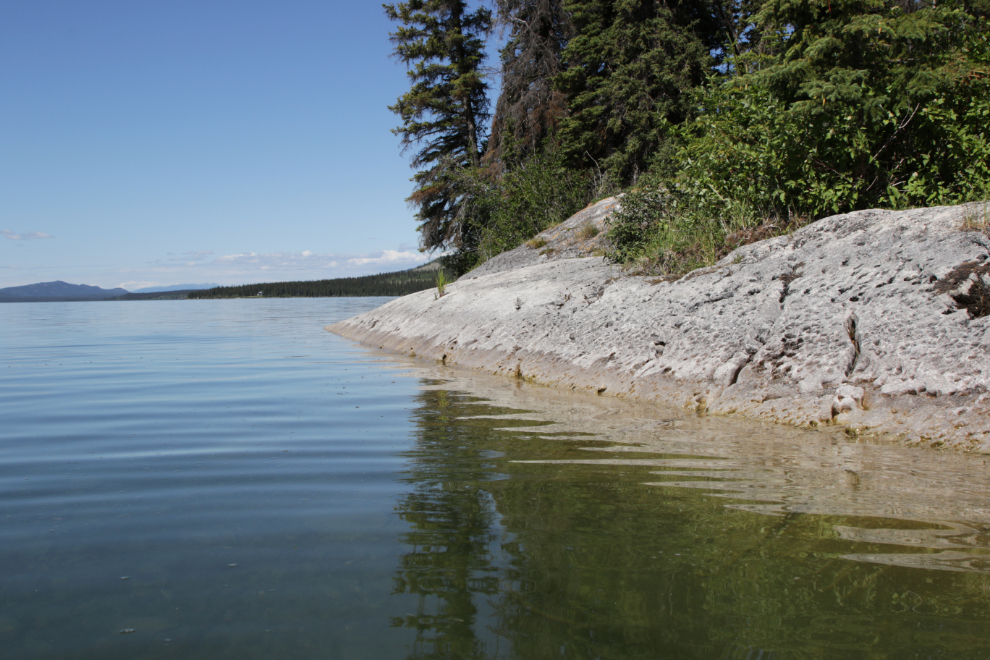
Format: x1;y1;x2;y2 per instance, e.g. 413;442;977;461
391;387;503;659
391;366;990;659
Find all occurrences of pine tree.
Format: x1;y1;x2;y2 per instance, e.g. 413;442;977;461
385;1;493;252
486;0;574;168
554;0;722;184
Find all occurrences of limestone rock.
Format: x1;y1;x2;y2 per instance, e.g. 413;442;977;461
329;201;990;451
832;385;866;415
466;197;617;279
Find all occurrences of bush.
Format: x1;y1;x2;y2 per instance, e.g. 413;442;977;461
608;8;990;274
608;174;789;276
475;146;592;263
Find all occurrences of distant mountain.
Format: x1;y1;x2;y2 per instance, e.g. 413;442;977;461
131;283;219;293
0;281;129;302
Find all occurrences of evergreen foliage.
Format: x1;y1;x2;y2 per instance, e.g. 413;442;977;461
607;0;990;274
187;268;447;299
384;0;990;279
554;0;720;183
745;0;990;211
385;0;493;253
486;0;574;166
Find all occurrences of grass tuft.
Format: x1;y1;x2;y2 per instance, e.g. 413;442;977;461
526;236;548;249
434;269;450;299
577;222;600;240
960;203;990;238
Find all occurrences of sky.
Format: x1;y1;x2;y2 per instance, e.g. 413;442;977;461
0;1;487;290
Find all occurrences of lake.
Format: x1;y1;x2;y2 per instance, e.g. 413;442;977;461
2;298;990;659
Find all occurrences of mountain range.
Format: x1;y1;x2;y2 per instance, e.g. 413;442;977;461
0;281;129;302
0;281;222;302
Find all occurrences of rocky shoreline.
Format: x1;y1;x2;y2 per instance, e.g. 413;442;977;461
328;199;990;452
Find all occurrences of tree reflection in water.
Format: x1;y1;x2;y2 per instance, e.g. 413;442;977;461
391;382;990;660
391;387;504;659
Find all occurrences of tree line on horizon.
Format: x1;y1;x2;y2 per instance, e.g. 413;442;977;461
187;268;446;299
385;0;990;276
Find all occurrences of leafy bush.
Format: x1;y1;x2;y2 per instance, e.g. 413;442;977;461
475;146;591;263
608;175;788;275
608;5;990;274
439;143;594;275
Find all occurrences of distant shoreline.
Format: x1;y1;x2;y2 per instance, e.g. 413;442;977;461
0;262;445;303
0;293;401;303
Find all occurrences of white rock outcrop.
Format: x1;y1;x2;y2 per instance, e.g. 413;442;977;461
329;200;990;451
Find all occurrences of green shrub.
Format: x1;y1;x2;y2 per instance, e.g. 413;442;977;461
608;8;990;274
432;142;596;276
474;146;591;264
608;176;785;276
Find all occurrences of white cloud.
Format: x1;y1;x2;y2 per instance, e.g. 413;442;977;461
214;251;340;271
118;280;162;290
2;230;54;240
346;249;428;267
168;250;213;262
87;246;427;291
209;249;427;277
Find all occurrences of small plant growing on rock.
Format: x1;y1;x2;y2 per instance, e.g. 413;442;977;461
577;222;600;240
434;270;450;299
527;236;548;249
961;204;990;238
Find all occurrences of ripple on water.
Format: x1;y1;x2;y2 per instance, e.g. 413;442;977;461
3;298;990;659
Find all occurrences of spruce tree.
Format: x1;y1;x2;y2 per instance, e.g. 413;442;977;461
486;0;574;168
385;1;493;252
555;0;721;184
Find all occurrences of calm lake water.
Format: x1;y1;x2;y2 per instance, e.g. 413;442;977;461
2;298;990;659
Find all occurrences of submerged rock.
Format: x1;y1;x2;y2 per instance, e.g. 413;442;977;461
329;200;990;451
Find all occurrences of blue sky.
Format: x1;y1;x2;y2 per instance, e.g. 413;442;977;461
1;1;492;290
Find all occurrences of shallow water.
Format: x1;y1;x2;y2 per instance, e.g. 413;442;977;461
2;298;990;659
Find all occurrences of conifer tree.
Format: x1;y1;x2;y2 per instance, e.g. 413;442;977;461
486;0;574;168
385;0;493;252
738;0;990;209
555;0;722;184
